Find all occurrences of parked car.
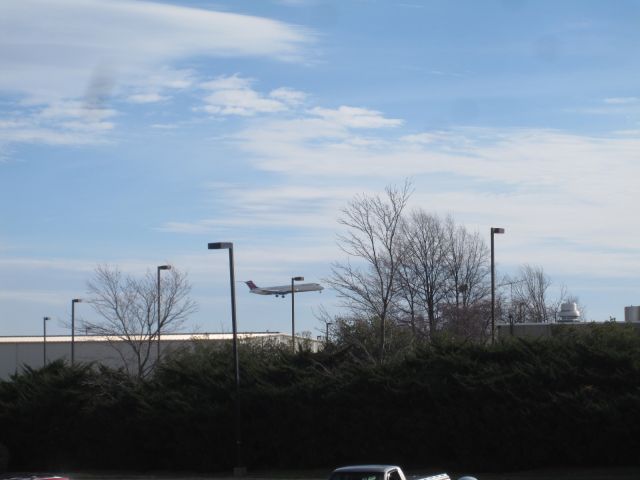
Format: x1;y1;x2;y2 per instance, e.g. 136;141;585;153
328;465;477;480
0;474;70;480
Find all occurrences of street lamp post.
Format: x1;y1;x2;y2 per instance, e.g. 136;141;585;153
490;227;505;344
291;276;304;353
43;316;50;366
208;242;244;476
157;265;172;361
71;298;82;364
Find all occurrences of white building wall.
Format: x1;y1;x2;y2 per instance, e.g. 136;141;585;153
0;332;318;379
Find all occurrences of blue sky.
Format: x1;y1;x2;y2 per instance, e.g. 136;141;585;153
1;0;639;337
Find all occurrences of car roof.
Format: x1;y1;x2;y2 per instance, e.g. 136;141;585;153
0;475;69;480
332;465;400;474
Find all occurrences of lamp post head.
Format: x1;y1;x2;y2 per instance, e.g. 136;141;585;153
491;227;505;234
292;276;304;282
44;316;50;321
208;242;233;250
158;265;172;271
72;298;82;304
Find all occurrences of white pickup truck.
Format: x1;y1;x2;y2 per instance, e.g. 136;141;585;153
328;465;477;480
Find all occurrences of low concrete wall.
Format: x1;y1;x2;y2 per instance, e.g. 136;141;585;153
496;321;640;340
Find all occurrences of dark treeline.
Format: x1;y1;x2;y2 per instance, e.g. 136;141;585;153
1;324;639;473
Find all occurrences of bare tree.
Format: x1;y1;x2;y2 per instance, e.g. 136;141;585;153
439;220;492;341
328;181;412;362
511;264;557;323
83;264;198;377
444;219;490;309
393;213;492;342
400;210;450;339
329;186;493;348
394;246;424;341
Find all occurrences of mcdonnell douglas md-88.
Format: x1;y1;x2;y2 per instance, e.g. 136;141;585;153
243;280;323;298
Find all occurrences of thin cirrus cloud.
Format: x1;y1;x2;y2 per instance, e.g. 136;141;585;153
0;0;312;148
141;72;640;274
235;111;640;193
160;184;352;234
269;87;308;106
566;97;640;115
213;110;640;270
123;68;196;104
126;93;170;104
603;97;639;105
0;0;311;102
309;106;403;128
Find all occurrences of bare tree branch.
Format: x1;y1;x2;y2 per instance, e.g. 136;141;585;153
328;180;412;362
83;264;198;377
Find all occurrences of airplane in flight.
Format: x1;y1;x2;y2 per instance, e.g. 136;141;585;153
243;280;324;298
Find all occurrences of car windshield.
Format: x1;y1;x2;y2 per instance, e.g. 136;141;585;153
330;472;384;480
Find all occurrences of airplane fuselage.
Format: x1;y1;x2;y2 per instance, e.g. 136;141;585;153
244;280;323;297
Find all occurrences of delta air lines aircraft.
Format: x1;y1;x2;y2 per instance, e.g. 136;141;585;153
243;280;323;298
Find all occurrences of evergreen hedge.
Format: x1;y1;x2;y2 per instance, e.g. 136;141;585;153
0;324;638;472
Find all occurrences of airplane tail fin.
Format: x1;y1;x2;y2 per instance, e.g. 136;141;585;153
245;280;259;290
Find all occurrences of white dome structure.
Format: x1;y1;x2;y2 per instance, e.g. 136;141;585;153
558;302;581;323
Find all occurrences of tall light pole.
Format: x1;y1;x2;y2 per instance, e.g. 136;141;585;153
208;242;244;476
291;276;304;353
157;264;172;361
71;298;82;364
43;316;50;366
491;227;505;344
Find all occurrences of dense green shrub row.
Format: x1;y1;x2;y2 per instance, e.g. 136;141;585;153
1;324;639;472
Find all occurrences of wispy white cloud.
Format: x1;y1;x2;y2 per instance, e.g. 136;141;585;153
0;257;99;273
198;75;308;117
0;0;311;102
127;93;169;104
161;184;353;233
567;97;640;115
0;126;111;146
309;106;403;128
200;75;288;116
604;97;639;105
193;111;640;281
0;0;313;149
269;87;308;106
613;129;640;136
123;68;195;104
0;289;70;306
0;99;116;147
201;76;253;91
38;101;116;122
